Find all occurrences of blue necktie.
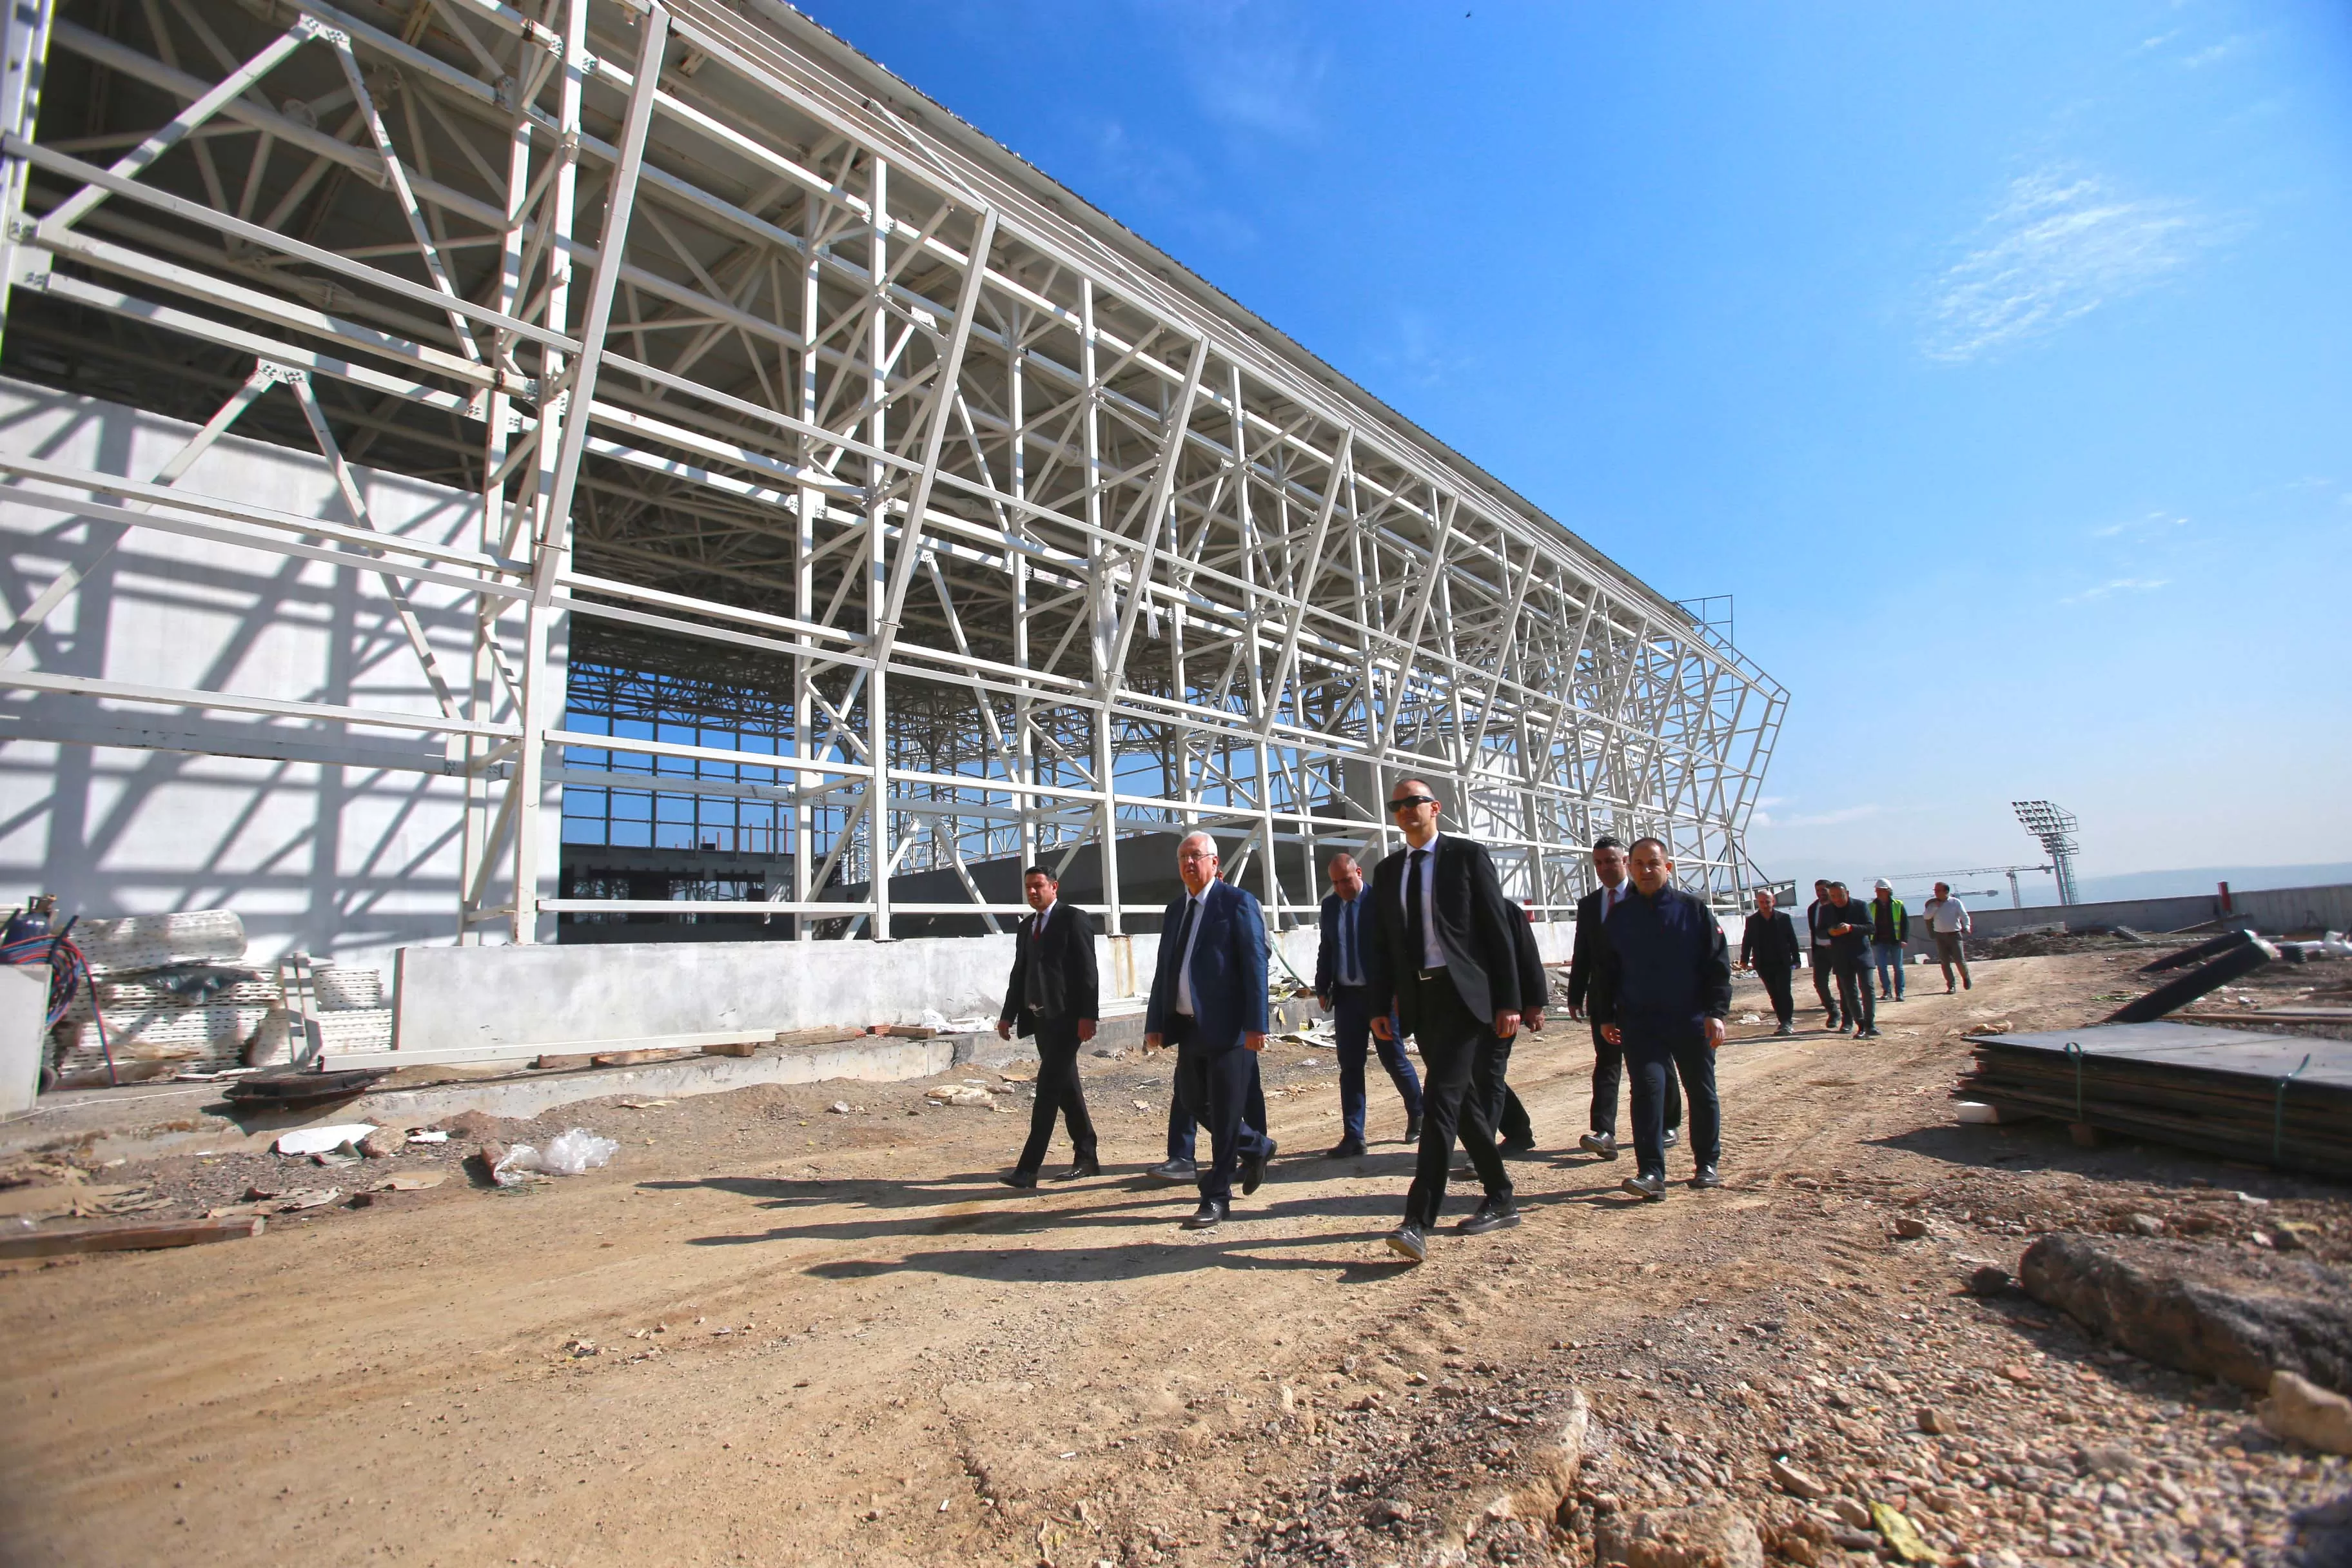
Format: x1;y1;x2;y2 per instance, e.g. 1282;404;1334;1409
1339;898;1358;985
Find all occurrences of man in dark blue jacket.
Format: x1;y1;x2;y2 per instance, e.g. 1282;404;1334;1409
1315;852;1422;1157
1589;836;1732;1200
1144;831;1275;1230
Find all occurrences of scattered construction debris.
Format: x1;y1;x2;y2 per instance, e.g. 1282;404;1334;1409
1958;1023;2350;1177
0;1214;265;1259
2108;934;2278;1023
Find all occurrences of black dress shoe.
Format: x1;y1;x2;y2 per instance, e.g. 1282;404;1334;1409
1692;1164;1723;1189
1403;1114;1423;1145
1050;1157;1101;1181
1000;1170;1038;1190
1498;1135;1538;1158
1661;1127;1680;1150
1181;1200;1227;1231
1457;1195;1522;1235
1620;1171;1667;1201
1325;1139;1367;1159
1242;1138;1276;1196
1386;1221;1427;1264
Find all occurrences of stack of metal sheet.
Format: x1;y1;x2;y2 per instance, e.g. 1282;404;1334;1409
1958;1023;2352;1179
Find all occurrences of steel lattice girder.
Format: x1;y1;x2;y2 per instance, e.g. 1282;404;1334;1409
0;0;1785;940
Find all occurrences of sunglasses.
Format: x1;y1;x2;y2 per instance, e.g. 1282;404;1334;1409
1388;794;1437;812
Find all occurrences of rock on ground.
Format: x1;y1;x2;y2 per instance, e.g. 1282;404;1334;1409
2019;1231;2352;1393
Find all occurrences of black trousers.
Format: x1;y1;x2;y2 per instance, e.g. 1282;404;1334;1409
1169;1016;1268;1204
1403;974;1511;1228
1810;950;1840;1021
1754;962;1796;1027
1589;1016;1680;1138
1017;1021;1097;1173
1624;1021;1722;1178
1832;955;1876;1033
1484;1036;1534;1146
1165;1054;1268;1162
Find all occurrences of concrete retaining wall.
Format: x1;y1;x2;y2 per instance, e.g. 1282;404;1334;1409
1919;882;2352;950
0;377;563;967
391;915;1583;1055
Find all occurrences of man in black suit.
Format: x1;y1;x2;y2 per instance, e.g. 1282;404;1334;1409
1739;887;1801;1036
1565;836;1679;1161
995;867;1101;1187
1315;852;1422;1157
1143;832;1275;1230
1365;778;1544;1264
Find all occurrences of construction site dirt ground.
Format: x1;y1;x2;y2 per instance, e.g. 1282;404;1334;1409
3;949;2347;1568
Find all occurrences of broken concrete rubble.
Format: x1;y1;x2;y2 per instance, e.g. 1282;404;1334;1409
2019;1231;2352;1393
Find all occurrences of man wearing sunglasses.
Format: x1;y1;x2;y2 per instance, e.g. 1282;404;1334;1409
1364;779;1547;1264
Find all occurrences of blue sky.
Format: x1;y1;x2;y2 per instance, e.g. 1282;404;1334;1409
797;0;2352;894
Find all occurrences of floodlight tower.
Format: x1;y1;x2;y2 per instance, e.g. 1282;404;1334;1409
2012;801;2082;906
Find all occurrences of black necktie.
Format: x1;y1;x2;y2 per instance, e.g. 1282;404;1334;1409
1172;897;1200;1001
1406;848;1429;969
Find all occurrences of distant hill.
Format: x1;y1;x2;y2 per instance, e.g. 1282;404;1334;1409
2012;862;2352;908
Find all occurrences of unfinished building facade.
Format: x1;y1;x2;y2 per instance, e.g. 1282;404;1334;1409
0;0;1783;960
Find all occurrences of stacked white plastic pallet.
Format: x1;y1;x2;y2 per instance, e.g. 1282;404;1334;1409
307;964;391;1055
52;912;280;1075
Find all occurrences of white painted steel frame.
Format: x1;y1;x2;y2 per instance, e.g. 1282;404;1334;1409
0;0;1784;943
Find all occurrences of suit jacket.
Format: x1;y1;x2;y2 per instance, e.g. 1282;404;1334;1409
999;902;1100;1036
1313;890;1377;996
1740;908;1801;971
1363;833;1531;1032
1565;882;1631;1010
1142;879;1269;1052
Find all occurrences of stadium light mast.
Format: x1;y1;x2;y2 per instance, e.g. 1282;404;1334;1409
2011;801;2082;906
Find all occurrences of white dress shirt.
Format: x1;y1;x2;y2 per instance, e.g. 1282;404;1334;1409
1173;888;1208;1015
1396;832;1447;970
1032;898;1055;936
1925;896;1970;935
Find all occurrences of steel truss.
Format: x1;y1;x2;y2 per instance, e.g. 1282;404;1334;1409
0;0;1784;940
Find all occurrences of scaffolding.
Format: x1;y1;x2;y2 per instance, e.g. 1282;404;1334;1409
0;0;1785;941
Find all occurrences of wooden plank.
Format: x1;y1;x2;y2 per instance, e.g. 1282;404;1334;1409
533;1053;596;1071
0;1215;266;1259
772;1027;865;1048
700;1041;758;1058
589;1048;700;1067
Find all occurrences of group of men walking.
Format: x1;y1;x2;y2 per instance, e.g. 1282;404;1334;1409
992;778;1736;1263
1725;877;1976;1038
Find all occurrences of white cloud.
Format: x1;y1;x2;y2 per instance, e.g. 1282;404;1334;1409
2061;576;2170;604
1763;803;1882;830
1150;0;1329;143
2092;511;2189;540
1923;167;2204;362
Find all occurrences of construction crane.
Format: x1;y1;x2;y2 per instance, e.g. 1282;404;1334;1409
1883;864;2054;909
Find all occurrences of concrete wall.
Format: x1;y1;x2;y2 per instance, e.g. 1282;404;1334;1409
0;378;564;969
1922;882;2352;948
393;914;1583;1054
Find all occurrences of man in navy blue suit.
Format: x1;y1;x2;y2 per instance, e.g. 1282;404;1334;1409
1143;831;1275;1230
1315;852;1422;1157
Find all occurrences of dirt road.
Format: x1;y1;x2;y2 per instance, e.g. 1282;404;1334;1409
3;952;2344;1567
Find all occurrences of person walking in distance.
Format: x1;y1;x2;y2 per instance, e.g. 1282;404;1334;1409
1567;836;1680;1159
1588;838;1731;1200
1739;888;1801;1035
1821;881;1878;1038
1142;833;1276;1230
1868;879;1909;1002
1366;779;1539;1264
1805;879;1843;1030
1315;853;1423;1157
995;867;1101;1188
1922;881;1974;993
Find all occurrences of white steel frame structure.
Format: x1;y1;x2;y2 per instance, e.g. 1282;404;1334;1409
0;0;1783;942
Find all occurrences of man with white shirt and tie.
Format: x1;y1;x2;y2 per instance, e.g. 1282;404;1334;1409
995;867;1100;1188
1315;853;1423;1157
1143;832;1276;1230
1363;779;1544;1264
1565;836;1680;1161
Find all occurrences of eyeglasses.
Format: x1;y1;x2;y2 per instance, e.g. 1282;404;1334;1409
1388;794;1437;812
